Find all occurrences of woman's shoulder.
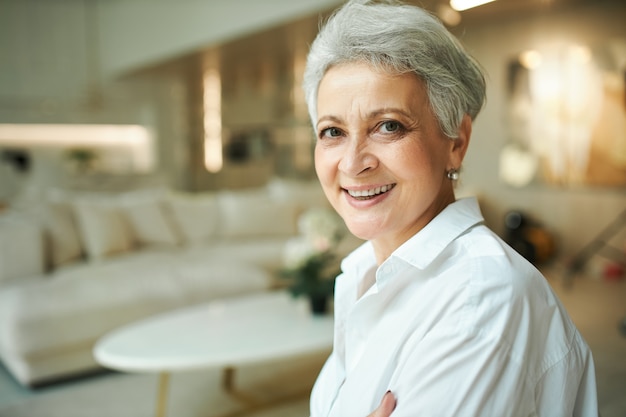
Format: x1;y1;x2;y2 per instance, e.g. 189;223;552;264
451;224;555;311
450;226;580;364
453;223;542;284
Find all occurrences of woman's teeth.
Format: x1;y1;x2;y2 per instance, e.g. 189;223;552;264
347;184;395;199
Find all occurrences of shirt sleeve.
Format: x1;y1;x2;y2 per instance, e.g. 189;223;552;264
534;331;599;417
388;325;598;417
310;350;345;417
388;326;534;417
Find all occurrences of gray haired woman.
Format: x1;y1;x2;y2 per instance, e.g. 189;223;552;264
303;1;599;416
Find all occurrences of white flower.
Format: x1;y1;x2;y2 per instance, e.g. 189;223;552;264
283;236;316;269
283;208;345;269
298;207;345;247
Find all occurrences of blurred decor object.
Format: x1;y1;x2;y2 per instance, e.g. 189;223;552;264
503;40;626;187
603;262;625;282
499;144;538;187
504;210;556;265
565;209;626;284
281;207;345;315
224;129;271;164
1;149;30;173
65;148;99;174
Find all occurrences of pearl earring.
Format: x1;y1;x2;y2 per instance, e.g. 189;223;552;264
447;169;459;181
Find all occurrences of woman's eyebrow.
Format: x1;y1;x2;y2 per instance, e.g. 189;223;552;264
316;108;413;128
368;108;411;118
316;115;343;127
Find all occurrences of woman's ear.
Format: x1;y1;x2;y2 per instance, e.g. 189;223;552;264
449;114;472;169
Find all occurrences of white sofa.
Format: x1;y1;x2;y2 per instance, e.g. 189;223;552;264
0;178;357;387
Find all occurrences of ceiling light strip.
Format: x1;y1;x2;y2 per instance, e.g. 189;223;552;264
450;0;496;11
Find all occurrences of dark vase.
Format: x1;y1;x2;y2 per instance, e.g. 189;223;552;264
308;294;329;315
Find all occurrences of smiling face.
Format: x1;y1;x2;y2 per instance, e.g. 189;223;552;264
314;62;470;263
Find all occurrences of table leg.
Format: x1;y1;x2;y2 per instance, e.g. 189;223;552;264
217;366;311;417
222;367;261;406
155;372;170;417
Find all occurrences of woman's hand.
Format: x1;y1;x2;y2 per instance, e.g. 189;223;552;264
367;391;396;417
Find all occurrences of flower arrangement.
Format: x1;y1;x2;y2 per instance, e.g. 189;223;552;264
281;207;346;313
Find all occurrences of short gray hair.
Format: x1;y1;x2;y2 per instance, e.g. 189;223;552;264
303;0;486;139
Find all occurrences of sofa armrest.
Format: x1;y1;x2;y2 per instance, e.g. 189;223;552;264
0;212;45;284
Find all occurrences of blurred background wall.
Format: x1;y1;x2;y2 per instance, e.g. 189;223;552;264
0;0;624;259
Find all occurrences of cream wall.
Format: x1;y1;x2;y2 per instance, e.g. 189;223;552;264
0;0;624;260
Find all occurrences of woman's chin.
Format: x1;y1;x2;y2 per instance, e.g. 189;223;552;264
344;221;381;242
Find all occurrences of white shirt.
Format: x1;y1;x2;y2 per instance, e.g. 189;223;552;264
310;198;598;417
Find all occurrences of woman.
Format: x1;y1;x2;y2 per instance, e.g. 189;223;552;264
302;1;599;416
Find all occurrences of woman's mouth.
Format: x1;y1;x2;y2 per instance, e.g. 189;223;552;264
345;184;396;200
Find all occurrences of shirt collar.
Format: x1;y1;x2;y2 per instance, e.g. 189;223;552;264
342;197;484;274
393;197;484;269
341;240;377;284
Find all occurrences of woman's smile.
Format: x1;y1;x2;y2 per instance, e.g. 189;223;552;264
344;183;396;200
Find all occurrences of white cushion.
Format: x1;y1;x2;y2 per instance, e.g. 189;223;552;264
217;190;298;239
118;193;181;248
17;189;85;269
266;177;329;210
34;202;84;269
167;192;220;244
73;198;134;260
0;213;45;284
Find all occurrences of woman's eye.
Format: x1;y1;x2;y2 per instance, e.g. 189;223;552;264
380;121;401;133
320;127;342;138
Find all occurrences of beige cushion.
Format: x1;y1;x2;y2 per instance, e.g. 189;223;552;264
0;213;45;283
266;177;329;210
217;190;298;239
73;198;134;261
119;193;181;248
36;202;84;269
167;192;220;244
20;189;85;269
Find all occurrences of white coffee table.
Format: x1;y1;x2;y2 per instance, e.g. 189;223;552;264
93;291;333;417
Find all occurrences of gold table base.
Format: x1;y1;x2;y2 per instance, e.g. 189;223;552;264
153;367;309;417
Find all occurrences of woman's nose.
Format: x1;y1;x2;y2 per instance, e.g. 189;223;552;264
338;136;377;176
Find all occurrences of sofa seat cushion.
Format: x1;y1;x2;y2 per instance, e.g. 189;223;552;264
181;237;291;273
0;249;271;358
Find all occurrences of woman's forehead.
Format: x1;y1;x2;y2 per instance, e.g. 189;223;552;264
317;63;428;118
